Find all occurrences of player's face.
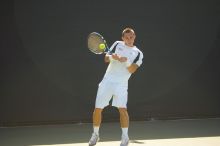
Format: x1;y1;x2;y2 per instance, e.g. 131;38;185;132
122;32;136;47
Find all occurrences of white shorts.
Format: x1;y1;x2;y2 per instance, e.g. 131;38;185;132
95;78;128;109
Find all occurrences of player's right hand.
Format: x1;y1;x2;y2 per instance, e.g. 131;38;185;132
119;57;127;62
112;53;120;60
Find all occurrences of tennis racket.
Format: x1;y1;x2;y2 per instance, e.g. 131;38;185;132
87;32;111;54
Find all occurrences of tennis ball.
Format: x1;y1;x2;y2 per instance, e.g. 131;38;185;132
99;43;105;50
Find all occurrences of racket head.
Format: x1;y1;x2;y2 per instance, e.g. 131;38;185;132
87;32;109;54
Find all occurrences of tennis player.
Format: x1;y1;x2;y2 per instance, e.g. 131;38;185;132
89;27;144;146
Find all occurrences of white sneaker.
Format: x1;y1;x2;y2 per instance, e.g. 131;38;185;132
89;133;100;146
120;135;129;146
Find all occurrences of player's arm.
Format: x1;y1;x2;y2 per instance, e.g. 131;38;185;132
105;53;120;63
126;51;144;74
117;57;139;73
127;64;139;73
104;41;119;63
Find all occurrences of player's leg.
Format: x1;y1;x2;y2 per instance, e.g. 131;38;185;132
89;79;114;146
92;80;113;134
112;84;129;146
119;108;129;135
118;108;129;146
89;108;102;146
93;108;103;133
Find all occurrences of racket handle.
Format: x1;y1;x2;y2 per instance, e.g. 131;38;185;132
105;48;112;55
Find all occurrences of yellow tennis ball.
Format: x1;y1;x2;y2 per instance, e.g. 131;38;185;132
99;43;105;50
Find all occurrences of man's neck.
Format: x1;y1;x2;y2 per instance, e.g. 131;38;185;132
124;43;134;48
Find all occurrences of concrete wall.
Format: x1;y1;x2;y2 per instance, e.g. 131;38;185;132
1;0;220;126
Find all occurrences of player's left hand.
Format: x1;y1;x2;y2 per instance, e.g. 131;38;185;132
118;56;127;62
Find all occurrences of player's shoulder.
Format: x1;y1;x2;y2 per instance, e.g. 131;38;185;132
133;46;144;59
134;46;143;53
114;41;124;45
111;41;123;47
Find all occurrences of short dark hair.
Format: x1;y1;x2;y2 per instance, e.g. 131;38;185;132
122;27;135;36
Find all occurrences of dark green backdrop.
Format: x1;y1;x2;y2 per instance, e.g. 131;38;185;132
1;0;220;126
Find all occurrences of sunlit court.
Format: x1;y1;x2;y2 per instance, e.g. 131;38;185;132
31;137;220;146
1;119;220;146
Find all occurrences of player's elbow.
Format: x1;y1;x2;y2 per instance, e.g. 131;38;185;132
127;68;137;73
127;64;139;73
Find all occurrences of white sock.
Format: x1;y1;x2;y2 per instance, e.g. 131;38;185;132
93;126;99;135
122;128;128;137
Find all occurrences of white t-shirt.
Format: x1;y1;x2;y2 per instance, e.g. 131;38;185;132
103;41;144;84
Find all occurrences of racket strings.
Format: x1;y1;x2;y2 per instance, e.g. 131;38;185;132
88;33;106;54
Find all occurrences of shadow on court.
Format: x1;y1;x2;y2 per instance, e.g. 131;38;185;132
0;118;220;146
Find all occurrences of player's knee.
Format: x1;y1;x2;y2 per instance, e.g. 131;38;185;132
118;108;127;115
94;108;103;114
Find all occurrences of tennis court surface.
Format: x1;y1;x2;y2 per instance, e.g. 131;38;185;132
1;118;220;146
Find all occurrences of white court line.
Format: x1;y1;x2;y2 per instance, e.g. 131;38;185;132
31;136;220;146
